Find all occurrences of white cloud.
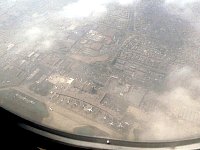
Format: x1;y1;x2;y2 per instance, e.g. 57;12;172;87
60;0;107;18
59;0;138;18
139;66;200;141
25;27;42;41
165;0;198;7
164;0;200;31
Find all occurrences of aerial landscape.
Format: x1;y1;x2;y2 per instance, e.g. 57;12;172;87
1;0;200;142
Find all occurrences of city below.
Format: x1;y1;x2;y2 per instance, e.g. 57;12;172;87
1;0;200;142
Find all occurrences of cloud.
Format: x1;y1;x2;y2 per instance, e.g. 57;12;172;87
13;26;55;54
138;66;200;141
165;0;198;7
59;0;139;18
164;0;200;27
60;0;107;18
25;27;42;41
